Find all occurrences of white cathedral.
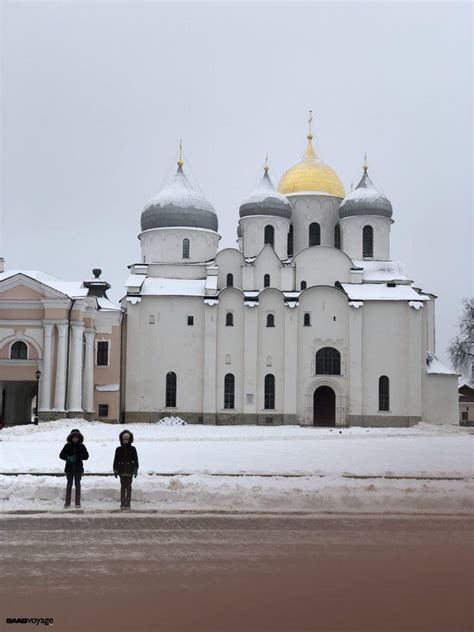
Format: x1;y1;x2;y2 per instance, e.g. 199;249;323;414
0;124;459;426
122;129;458;427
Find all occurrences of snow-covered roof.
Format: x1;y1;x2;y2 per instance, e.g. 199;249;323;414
0;270;87;299
141;164;218;232
239;170;291;219
341;283;430;301
140;277;207;296
352;260;409;282
340;169;392;219
97;297;121;312
125;274;146;289
426;352;457;375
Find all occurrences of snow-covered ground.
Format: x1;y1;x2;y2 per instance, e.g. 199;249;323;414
0;420;472;514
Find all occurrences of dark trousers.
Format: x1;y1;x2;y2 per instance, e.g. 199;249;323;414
120;476;133;507
65;473;82;505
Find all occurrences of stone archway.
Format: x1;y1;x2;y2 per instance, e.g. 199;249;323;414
313;385;336;427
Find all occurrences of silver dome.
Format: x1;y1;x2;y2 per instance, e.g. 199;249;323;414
239;170;291;219
141;165;218;232
339;169;392;219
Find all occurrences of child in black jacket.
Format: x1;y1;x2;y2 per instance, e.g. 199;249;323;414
113;430;139;509
59;429;89;508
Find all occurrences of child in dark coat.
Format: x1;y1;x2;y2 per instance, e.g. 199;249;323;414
113;430;139;509
59;429;89;508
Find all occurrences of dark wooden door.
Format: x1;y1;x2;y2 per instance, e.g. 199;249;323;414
313;386;336;426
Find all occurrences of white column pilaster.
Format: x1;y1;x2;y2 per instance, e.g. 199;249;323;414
68;322;84;412
348;303;363;421
283;306;298;421
39;322;54;411
53;323;68;411
203;304;217;423
83;330;95;413
243;305;258;417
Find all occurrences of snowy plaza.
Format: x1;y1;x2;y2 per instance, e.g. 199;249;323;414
1;419;472;514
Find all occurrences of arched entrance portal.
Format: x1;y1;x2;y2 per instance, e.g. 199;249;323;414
313;386;336;427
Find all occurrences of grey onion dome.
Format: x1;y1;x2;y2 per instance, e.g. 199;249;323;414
339;168;392;219
141;164;218;232
239;169;292;219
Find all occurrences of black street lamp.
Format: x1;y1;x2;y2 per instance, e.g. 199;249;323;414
34;369;41;426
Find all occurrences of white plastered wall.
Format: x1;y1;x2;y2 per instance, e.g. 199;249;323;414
339;215;392;260
139;227;220;264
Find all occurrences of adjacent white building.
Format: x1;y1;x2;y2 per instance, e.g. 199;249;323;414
123;131;459;426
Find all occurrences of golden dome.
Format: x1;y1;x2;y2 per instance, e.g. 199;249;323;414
278;134;345;198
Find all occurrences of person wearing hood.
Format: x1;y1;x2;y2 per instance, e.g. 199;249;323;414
59;429;89;508
113;430;139;509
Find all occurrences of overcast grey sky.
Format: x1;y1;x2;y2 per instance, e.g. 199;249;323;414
1;1;472;363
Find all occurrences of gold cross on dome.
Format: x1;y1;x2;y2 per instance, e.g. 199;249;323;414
308;110;313;138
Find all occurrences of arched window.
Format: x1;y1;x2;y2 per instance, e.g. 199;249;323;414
304;313;311;327
363;225;373;258
309;222;321;247
266;313;275;328
287;224;294;257
379;376;390;411
225;312;234;327
263;274;271;288
264;225;274;247
182;238;190;259
224;373;235;409
165;372;177;407
316;347;341;375
300;281;307;290
11;341;27;360
334;224;341;249
264;374;275;409
226;273;233;288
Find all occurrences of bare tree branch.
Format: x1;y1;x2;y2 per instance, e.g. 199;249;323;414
448;298;474;376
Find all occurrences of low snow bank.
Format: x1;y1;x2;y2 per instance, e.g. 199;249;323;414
0;474;471;515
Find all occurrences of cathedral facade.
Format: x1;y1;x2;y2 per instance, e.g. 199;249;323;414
0;127;459;426
122;131;458;427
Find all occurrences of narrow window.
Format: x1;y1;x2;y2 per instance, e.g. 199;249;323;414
300;281;307;290
224;373;235;409
264;225;274;246
166;372;177;407
266;314;275;328
304;313;311;327
98;404;109;418
309;222;321;247
316;347;341;375
264;374;275;410
334;224;341;249
182;238;190;259
187;315;194;326
96;341;109;366
149;315;155;324
263;274;270;288
226;273;233;288
10;341;27;360
363;225;373;258
226;312;234;327
378;376;390;411
287;224;294;257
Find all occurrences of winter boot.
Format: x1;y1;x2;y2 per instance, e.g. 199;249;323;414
64;502;70;508
75;493;81;508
